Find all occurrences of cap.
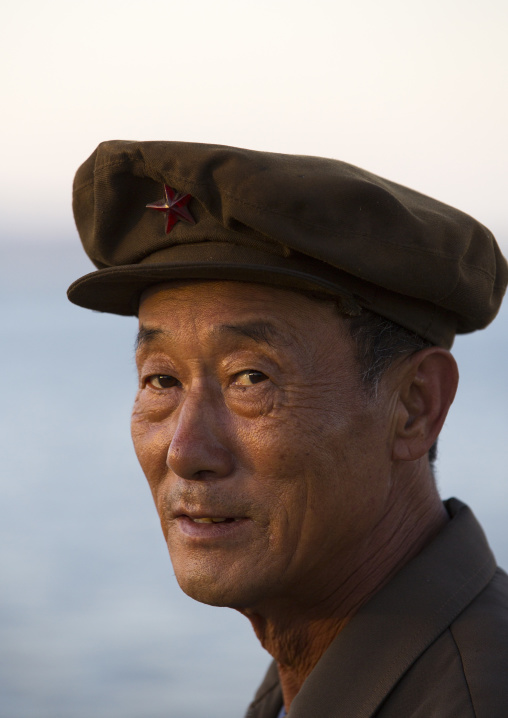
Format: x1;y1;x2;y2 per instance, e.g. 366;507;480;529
67;140;508;348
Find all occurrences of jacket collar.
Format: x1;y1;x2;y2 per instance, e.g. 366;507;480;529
246;499;497;718
290;499;496;717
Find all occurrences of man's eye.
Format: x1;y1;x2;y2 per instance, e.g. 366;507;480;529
233;370;268;387
147;375;180;389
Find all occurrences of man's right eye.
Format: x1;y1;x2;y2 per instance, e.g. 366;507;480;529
146;375;180;389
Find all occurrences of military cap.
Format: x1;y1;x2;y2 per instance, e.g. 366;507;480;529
67;141;508;348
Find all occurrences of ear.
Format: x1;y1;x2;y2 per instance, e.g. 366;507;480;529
392;347;459;462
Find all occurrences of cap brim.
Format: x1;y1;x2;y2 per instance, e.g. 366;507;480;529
67;260;356;316
67;241;457;347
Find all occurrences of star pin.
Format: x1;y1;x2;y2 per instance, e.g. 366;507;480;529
146;184;196;234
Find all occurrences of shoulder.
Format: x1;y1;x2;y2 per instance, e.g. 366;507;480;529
377;568;508;718
449;568;508;715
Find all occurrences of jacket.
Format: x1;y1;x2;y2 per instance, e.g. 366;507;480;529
245;499;508;717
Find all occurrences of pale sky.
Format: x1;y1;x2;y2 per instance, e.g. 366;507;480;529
1;0;507;246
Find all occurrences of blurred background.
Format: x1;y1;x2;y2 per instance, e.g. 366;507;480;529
1;1;507;716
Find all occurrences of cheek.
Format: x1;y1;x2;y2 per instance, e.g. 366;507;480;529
245;402;378;517
235;414;317;524
244;399;342;478
131;398;169;493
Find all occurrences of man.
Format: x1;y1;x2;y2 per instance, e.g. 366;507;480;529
68;141;508;717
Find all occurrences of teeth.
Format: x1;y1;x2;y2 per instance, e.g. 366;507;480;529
192;517;227;523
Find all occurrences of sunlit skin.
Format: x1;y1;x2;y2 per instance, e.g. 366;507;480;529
131;280;458;710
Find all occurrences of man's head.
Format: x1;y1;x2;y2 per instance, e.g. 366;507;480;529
68;140;507;614
131;279;458;613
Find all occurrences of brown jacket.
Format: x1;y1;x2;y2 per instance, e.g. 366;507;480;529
245;499;508;717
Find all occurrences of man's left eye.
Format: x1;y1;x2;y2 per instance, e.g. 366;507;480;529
233;370;268;387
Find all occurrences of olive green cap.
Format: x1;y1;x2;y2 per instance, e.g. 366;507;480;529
67;140;508;348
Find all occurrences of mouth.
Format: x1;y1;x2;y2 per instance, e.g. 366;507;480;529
189;517;239;524
173;512;250;539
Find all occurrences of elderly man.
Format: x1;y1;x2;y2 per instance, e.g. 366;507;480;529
68;141;508;717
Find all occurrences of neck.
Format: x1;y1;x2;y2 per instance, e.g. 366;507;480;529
241;470;447;711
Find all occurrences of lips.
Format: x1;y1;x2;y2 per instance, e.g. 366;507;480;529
190;517;237;524
173;504;247;523
167;499;251;536
173;513;250;539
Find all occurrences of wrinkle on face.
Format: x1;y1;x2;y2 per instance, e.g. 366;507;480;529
131;281;397;612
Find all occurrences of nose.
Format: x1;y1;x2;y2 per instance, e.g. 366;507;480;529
166;389;235;480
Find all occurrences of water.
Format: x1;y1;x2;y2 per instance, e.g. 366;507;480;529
1;240;506;717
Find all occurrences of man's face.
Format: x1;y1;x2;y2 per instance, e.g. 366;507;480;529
132;281;397;613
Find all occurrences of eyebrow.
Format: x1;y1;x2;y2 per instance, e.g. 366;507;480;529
215;321;289;347
135;320;289;351
135;326;165;350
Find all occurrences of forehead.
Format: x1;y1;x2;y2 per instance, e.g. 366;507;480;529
136;280;349;350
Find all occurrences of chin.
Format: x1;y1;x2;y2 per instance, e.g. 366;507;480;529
171;556;271;610
175;572;250;608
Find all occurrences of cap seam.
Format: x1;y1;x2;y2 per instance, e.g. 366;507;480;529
157;173;499;279
74;163;499;283
215;189;498;278
74;157;154;192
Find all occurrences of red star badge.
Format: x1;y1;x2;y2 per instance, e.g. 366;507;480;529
146;184;196;234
